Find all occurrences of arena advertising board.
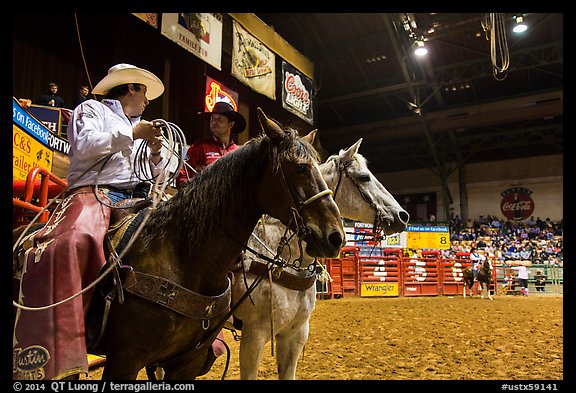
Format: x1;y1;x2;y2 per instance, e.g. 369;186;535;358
405;225;450;250
348;222;407;248
132;13;158;28
204;76;239;112
27;105;61;135
12;98;70;180
500;187;535;221
161;13;223;71
231;20;276;100
281;61;313;124
360;282;399;297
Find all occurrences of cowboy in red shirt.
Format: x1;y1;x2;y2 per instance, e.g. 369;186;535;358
176;101;246;189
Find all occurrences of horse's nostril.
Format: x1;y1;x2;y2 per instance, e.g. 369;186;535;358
328;231;344;249
397;210;410;225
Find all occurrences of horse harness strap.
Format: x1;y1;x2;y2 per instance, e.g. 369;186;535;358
333;157;385;240
123;271;231;320
248;260;316;291
276;161;333;237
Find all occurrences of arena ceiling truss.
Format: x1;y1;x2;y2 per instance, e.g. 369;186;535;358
255;13;563;175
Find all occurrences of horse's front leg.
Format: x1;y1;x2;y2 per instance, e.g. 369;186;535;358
487;283;494;300
275;322;309;380
161;349;209;380
239;325;268;380
101;354;142;380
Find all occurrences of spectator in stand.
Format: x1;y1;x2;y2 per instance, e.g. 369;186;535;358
73;84;90;108
476;237;487;249
520;246;532;262
534;270;546;292
495;243;506;264
490;216;501;229
36;82;66;108
478;214;488;226
510;245;521;261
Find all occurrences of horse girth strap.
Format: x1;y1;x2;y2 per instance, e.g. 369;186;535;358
248;260;316;291
123;270;231;320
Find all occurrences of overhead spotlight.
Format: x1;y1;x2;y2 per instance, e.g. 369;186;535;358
414;40;428;56
513;15;528;33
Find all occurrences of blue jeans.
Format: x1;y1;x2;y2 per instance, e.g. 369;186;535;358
103;182;150;205
106;189;134;205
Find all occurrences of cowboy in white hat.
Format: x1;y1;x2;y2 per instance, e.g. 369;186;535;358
67;63;166;200
176;101;247;188
13;63;167;380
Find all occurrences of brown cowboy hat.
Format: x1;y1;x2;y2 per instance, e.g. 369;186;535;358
198;101;246;134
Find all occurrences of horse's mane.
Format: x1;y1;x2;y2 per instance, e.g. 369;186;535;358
135;127;319;260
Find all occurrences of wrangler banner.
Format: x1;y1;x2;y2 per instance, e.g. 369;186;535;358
161;13;223;70
232;20;276;100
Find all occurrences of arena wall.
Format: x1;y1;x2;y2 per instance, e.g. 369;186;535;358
376;154;563;221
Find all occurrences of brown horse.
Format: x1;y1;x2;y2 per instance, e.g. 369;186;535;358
14;108;345;380
463;258;493;300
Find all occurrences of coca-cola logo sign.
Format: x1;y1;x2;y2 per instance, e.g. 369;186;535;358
500;187;535;221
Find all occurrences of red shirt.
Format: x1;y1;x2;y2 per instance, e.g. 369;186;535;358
176;135;239;189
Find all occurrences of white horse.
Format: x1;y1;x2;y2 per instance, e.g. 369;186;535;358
231;138;409;380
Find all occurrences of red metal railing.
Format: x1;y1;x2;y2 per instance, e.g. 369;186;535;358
13;167;67;228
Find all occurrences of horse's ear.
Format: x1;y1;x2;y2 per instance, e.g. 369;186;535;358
340;138;363;162
257;107;284;143
302;129;317;145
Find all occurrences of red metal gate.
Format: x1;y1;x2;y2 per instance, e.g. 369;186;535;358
440;252;471;295
401;250;440;296
358;248;402;297
325;246;359;298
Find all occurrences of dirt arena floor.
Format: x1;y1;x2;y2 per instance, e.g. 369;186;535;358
84;295;564;381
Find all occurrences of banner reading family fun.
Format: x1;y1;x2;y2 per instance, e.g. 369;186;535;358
281;61;313;124
232;20;276;100
161;13;223;70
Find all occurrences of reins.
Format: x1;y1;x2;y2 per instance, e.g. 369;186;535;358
146;137;333;378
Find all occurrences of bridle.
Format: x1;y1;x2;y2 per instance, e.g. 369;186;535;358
225;147;334;274
148;142;335;377
332;157;386;243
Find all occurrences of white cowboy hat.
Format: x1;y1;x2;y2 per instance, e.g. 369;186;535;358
92;63;164;100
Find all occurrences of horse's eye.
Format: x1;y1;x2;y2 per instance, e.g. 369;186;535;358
356;174;370;182
295;164;308;174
